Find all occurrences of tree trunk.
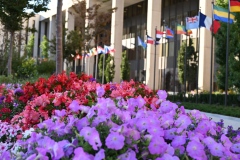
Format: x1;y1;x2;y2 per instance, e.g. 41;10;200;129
56;0;63;74
7;31;14;76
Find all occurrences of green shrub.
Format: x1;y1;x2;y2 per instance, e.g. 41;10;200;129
0;75;14;84
15;58;38;79
37;60;56;74
181;102;240;118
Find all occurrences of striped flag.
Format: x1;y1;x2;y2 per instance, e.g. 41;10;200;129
177;25;186;35
97;46;105;54
147;35;154;44
156;30;163;41
166;27;174;38
230;0;240;12
213;5;235;23
90;48;97;55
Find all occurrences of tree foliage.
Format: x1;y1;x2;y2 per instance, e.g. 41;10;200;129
120;51;130;81
177;38;197;91
25;34;35;58
98;54;106;83
40;35;49;59
0;0;50;75
105;54;115;82
215;0;240;90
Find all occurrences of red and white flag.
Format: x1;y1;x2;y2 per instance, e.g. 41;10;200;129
147;35;154;44
156;30;163;41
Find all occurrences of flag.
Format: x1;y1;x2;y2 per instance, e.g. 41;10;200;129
104;45;111;54
147;35;154;44
156;30;163;41
110;48;116;54
177;25;186;34
199;12;212;30
186;16;200;30
211;20;221;34
97;46;105;54
186;30;192;35
199;12;221;34
213;5;235;23
166;27;174;38
90;48;97;55
137;36;147;49
230;0;240;12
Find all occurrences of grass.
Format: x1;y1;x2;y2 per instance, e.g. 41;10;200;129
181;102;240;118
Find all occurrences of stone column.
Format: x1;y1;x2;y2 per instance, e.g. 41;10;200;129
64;8;75;71
85;0;95;77
111;0;124;83
146;0;162;90
198;0;213;91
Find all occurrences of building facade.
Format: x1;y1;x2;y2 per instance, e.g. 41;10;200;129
29;0;215;92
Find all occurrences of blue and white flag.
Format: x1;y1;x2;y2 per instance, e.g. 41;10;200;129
137;36;147;49
199;12;212;30
186;15;200;30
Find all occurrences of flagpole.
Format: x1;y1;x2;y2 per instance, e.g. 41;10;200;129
145;30;147;85
184;34;187;102
161;24;164;89
225;3;230;106
102;52;105;84
136;34;139;82
95;35;99;81
173;3;178;101
163;21;166;91
173;22;177;101
210;1;214;104
153;26;157;91
196;8;201;104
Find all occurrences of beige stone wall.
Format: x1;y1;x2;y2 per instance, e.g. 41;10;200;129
111;0;124;83
146;0;162;90
198;0;214;91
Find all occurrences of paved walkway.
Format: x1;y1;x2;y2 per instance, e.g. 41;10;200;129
185;110;240;130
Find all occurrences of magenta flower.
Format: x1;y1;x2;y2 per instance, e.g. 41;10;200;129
118;149;137;160
157;90;167;100
136;96;146;108
165;144;175;155
195;120;211;135
55;109;66;117
76;117;90;131
208;142;224;157
73;147;94;160
148;136;167;155
147;125;164;136
105;132;125;150
202;136;216;147
96;86;105;97
127;98;138;112
94;149;105;160
231;143;240;154
68;100;80;112
136;118;150;131
175;115;191;129
164;128;177;140
80;127;102;150
160;114;174;129
156;154;180;160
159;101;173;113
171;135;186;147
221;134;232;150
92;115;107;127
127;128;140;141
186;140;206;160
52;141;67;159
